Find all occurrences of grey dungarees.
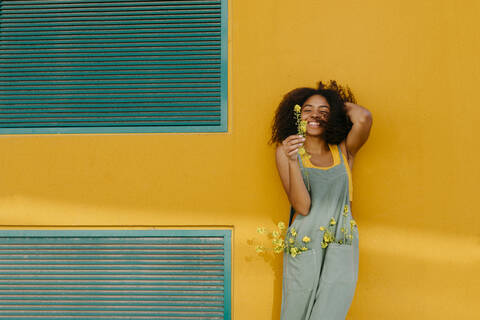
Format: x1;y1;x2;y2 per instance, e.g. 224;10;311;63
280;144;359;320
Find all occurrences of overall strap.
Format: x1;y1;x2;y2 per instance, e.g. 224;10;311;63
337;144;345;164
289;152;304;227
297;152;304;169
337;143;354;202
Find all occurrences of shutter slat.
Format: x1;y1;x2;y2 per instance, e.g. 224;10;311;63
0;0;227;133
0;58;221;64
0;122;221;128
0;91;220;98
0;301;223;307
0;51;221;59
0;103;219;109
1;37;221;45
0;108;220;114
4;4;220;12
2;0;220;6
2;18;220;27
0;29;220;36
0;84;220;89
1;23;221;32
2;10;221;18
0;88;220;93
0;66;221;73
1;114;221;121
0;296;224;302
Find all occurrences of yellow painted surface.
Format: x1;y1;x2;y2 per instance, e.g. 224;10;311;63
1;0;479;319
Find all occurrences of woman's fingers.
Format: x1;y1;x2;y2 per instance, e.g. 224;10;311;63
284;137;304;147
286;144;302;153
282;135;305;159
285;141;303;151
287;148;299;157
283;135;305;144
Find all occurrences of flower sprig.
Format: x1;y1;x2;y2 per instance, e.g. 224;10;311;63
319;205;358;248
293;104;311;191
254;221;311;258
293;104;310;159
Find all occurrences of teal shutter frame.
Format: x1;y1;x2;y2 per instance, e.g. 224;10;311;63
0;229;232;319
0;0;228;134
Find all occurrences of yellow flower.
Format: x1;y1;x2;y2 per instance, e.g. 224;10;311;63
274;246;284;254
290;228;297;236
290;247;298;257
298;146;306;156
299;120;307;135
273;239;285;249
321;241;328;248
255;245;265;253
319;226;325;231
323;233;329;242
323;231;334;243
340;227;345;233
302;236;311;243
330;217;336;225
294;104;302;113
289;237;294;244
256;226;266;234
278;221;286;230
344;205;349;213
272;230;280;238
348;235;353;239
350;220;357;227
300;246;308;251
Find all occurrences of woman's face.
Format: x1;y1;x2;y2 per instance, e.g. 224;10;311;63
301;94;330;137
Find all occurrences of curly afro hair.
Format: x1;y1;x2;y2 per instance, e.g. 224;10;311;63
269;80;357;146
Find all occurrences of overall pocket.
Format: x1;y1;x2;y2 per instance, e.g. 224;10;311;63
285;249;317;292
320;243;355;284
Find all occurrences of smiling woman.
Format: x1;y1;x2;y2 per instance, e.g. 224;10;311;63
269;80;373;320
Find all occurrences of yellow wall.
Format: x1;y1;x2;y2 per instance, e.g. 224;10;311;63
1;0;479;319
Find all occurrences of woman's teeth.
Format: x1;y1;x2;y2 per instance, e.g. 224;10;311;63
308;121;320;127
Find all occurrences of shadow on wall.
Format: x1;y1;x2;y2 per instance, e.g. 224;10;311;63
245;220;480;319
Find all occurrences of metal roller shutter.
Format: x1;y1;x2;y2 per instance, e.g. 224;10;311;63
0;0;228;134
0;229;232;319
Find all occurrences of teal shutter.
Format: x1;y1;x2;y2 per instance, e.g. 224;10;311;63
0;0;228;134
0;230;232;319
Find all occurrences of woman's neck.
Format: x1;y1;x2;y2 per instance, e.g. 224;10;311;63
304;136;329;155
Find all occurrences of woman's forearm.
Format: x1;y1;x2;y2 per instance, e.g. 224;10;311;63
344;102;372;124
288;159;311;215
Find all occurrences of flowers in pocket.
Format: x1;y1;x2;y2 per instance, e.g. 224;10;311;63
320;205;358;248
254;221;312;258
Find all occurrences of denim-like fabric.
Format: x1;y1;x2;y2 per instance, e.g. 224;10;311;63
280;145;359;320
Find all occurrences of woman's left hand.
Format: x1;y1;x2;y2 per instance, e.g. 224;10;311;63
344;102;372;122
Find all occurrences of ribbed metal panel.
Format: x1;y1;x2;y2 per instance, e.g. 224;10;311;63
0;230;232;319
0;0;228;134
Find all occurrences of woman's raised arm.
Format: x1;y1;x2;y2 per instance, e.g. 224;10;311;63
343;102;373;158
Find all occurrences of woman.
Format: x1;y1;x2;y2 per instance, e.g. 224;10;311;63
270;80;372;320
